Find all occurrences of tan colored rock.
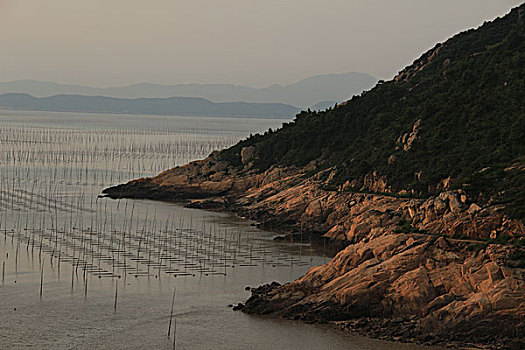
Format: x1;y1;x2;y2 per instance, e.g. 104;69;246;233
240;146;256;164
105;156;524;348
104;147;525;349
362;171;390;193
396;119;422;151
305;199;323;217
387;154;397;164
243;233;524;347
468;203;482;214
200;180;233;193
448;194;463;212
433;197;447;214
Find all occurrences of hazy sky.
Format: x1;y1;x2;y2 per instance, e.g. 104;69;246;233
0;0;522;87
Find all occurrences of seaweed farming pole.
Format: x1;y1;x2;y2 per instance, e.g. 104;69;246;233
84;268;88;298
172;318;177;350
71;260;75;292
113;280;118;312
167;286;176;337
39;262;44;299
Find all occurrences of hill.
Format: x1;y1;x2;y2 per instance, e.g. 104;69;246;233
103;5;525;348
220;4;525;220
0;72;377;108
0;93;300;118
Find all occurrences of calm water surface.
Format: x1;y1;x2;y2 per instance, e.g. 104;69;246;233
0;110;438;349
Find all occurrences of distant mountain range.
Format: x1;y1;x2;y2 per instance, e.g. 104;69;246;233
0;93;301;118
0;72;376;108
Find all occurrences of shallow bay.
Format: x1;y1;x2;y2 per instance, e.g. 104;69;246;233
0;110;437;349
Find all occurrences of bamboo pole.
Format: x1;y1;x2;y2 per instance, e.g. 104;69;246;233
168;287;176;337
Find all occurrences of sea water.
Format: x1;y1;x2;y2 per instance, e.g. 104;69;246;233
0;110;438;349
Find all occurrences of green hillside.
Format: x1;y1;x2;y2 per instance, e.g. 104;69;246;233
220;5;525;220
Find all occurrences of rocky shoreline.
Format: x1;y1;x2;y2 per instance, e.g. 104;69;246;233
238;234;523;349
103;152;524;349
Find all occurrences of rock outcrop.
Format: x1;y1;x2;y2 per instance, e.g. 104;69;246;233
396;119;422;151
243;234;524;349
101;6;525;347
103;153;525;349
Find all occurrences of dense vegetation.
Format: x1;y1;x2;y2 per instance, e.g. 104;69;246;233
221;5;525;220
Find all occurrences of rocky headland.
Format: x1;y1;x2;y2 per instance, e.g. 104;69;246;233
103;5;524;349
103;151;524;349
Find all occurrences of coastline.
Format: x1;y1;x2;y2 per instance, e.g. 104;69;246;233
103;153;525;349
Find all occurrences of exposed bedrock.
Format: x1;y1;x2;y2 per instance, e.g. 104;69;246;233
243;234;524;348
103;155;524;349
103;154;524;243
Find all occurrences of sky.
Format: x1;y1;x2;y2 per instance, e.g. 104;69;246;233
0;0;522;87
